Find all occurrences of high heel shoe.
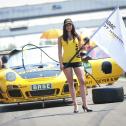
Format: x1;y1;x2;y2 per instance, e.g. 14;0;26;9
73;106;79;113
82;105;93;112
73;110;79;113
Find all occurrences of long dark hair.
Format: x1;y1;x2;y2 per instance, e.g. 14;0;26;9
63;20;80;42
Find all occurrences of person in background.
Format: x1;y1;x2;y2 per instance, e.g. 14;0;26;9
0;55;9;68
58;18;92;113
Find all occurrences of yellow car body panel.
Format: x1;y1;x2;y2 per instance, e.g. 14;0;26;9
0;68;81;103
84;58;123;87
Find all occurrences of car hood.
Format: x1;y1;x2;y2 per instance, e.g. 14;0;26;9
14;67;61;79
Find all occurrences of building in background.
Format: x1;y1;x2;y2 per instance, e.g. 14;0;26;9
0;0;126;50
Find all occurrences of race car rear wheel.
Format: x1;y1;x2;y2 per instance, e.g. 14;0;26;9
92;87;124;104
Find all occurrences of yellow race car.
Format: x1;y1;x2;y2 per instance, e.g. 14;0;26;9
0;44;123;103
0;45;81;103
83;45;123;87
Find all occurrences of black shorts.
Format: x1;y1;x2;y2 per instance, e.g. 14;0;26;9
63;62;82;68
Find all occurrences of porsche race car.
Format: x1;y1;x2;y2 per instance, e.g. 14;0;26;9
0;44;123;103
0;45;80;103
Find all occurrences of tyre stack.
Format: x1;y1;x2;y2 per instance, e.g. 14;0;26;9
92;87;124;104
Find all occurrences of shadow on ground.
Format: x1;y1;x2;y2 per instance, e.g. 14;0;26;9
0;99;73;113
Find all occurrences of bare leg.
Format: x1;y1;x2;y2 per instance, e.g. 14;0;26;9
63;68;78;111
74;67;87;107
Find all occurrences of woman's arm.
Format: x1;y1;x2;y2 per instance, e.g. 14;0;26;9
58;37;64;70
77;35;85;51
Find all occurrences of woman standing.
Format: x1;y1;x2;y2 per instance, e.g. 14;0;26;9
58;18;92;113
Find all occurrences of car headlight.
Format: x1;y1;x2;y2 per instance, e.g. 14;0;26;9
6;72;16;81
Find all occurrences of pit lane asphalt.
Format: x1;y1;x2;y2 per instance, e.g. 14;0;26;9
0;78;126;126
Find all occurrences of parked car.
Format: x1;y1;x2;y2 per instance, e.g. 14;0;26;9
0;45;81;103
83;45;123;87
0;44;123;103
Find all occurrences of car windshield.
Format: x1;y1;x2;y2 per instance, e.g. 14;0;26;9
7;45;109;69
87;46;109;59
7;45;59;68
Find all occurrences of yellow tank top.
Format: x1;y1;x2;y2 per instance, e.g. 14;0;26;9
61;37;82;63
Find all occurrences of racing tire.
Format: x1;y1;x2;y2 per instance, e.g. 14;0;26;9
92;87;124;104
